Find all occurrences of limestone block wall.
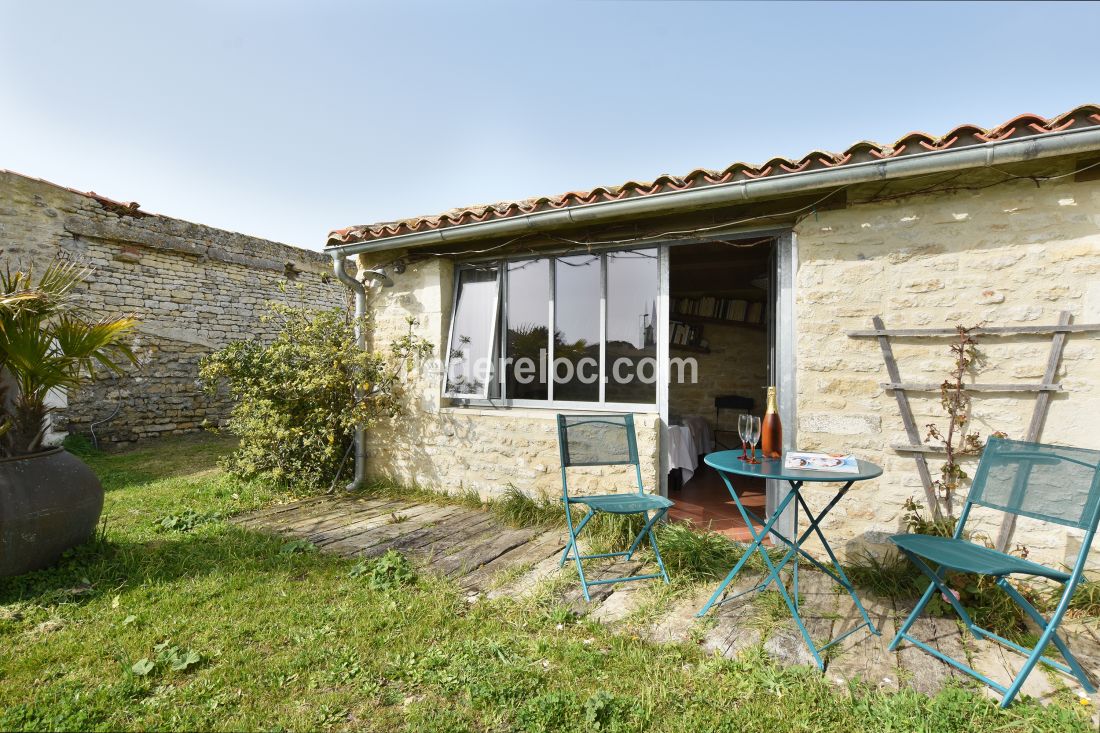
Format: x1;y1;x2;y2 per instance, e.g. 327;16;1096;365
357;255;660;500
0;170;346;444
668;322;769;425
794;160;1100;568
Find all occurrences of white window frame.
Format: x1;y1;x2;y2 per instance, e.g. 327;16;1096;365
441;264;502;399
445;247;661;412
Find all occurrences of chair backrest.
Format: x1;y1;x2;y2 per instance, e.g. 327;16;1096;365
556;414;643;499
967;437;1100;531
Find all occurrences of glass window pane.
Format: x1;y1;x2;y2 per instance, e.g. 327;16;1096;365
505;258;550;400
605;249;658;403
444;266;499;396
553;255;601;402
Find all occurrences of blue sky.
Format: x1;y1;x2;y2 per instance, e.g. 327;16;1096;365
2;1;1098;250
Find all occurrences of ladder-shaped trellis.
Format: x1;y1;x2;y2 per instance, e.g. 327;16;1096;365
847;312;1100;551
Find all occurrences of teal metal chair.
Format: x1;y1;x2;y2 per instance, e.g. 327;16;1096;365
890;436;1100;707
556;414;673;601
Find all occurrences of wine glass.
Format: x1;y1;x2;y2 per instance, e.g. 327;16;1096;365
737;413;750;461
747;415;762;464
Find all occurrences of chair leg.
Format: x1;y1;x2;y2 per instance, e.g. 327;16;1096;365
998;578;1096;694
999;606;1075;708
648;510;671;584
562;507;671;601
890;580;938;651
625;508;670;584
560;508;594;568
899;549;981;632
626;509;665;560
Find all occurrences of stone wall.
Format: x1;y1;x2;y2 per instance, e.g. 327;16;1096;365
668;321;769;427
794;158;1100;568
0;170;347;444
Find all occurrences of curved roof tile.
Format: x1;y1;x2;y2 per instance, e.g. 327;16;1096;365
328;103;1100;246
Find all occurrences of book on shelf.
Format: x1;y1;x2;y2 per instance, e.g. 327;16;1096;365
746;301;764;324
668;320;701;347
671;295;761;324
783;451;860;473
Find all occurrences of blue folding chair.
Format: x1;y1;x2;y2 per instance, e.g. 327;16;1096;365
556;414;673;601
890;437;1100;707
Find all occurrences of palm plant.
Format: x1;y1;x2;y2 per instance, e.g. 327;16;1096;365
0;261;139;457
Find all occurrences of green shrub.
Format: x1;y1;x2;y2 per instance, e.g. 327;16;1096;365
198;295;431;491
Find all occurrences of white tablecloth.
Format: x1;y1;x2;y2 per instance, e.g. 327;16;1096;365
680;415;714;455
667;425;698;483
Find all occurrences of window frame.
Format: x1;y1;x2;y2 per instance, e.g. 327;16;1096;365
441;263;503;400
444;247;660;412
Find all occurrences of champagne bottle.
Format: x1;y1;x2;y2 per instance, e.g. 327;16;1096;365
761;386;783;459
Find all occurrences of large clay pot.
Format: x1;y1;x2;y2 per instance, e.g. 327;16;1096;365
0;448;104;577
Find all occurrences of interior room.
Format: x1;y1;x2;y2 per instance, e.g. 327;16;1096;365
665;238;774;540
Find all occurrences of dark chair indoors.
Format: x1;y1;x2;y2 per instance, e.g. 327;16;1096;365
714;395;754;451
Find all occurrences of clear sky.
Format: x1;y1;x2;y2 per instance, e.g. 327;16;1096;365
2;1;1098;250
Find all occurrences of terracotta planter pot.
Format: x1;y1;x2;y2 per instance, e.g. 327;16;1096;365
0;448;104;577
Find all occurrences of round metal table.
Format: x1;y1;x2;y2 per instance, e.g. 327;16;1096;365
697;450;883;669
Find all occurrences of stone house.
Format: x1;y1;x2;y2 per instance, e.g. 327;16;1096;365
327;104;1100;567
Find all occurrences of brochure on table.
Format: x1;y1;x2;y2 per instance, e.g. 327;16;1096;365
783;451;860;473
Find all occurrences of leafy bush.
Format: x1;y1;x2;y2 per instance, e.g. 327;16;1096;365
199;296;431;491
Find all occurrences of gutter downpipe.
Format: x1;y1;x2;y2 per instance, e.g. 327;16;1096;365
332;253;368;491
326;126;1100;259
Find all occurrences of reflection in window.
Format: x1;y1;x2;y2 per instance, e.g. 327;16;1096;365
554;255;601;402
443;248;660;406
444;266;499;397
505;258;550;400
605;249;658;403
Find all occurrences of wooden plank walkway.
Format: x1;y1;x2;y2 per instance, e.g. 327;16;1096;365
235;495;1100;706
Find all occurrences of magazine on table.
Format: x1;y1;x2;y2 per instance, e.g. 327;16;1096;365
783;451;859;473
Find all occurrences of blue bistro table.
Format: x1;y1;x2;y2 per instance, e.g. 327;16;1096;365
697;451;884;669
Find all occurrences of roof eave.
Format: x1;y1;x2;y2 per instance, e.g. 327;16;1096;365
326;125;1100;259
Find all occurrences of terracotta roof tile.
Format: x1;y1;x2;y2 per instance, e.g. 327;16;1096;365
0;169;150;218
329;103;1100;246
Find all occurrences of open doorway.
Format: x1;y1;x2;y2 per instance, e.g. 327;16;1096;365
665;238;774;540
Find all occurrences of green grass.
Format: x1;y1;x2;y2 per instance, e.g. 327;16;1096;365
1;435;1095;732
844;549;924;600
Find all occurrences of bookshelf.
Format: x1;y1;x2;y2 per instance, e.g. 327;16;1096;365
675;313;767;331
668;294;767;352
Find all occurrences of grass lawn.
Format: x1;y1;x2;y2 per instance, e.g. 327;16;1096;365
1;435;1094;732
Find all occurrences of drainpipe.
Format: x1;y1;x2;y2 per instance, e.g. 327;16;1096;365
332;253;368;491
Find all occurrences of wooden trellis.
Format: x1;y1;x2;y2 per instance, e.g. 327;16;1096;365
847;312;1100;551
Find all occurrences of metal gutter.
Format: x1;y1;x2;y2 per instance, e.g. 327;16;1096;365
326;125;1100;257
331;255;367;490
